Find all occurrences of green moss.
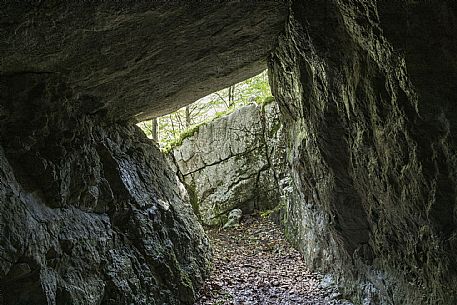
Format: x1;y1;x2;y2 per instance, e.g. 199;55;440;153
212;104;241;120
259;202;284;218
162;97;275;154
177;271;195;301
162;123;205;154
269;120;282;137
185;180;201;222
261;95;275;105
162;107;239;154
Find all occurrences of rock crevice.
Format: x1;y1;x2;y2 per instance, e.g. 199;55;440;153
171;102;287;226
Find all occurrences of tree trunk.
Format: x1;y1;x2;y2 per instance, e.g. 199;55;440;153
185;106;191;128
228;85;235;107
151;118;158;142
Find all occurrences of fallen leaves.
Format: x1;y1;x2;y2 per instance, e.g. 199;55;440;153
195;216;353;305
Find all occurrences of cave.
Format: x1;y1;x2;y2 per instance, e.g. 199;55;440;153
0;1;456;305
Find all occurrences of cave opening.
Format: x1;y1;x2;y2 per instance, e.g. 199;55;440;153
135;70;351;304
1;1;457;305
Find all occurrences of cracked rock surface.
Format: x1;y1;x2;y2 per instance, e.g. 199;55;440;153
0;2;287;304
171;102;287;226
0;75;210;305
1;1;457;304
270;1;457;304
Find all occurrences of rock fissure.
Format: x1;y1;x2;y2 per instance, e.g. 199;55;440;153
260;102;283;192
180;145;264;178
171;102;286;226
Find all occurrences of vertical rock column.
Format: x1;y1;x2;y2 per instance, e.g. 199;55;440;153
270;1;457;304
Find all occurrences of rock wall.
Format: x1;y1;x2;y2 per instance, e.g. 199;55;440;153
171;102;286;226
270;1;457;305
0;75;210;305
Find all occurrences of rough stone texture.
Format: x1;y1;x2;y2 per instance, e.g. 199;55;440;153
171;102;286;226
0;2;288;304
0;1;287;121
2;1;457;304
270;1;457;305
0;75;210;305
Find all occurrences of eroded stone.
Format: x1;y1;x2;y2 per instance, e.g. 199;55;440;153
0;76;211;305
270;1;457;304
171;102;287;226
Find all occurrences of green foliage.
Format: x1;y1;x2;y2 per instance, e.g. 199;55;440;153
259;95;275;105
138;70;273;150
162;123;205;154
137;120;155;138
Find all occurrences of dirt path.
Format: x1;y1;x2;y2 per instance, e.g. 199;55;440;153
195;216;353;305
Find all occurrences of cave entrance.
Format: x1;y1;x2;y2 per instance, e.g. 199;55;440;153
137;69;280;226
137;71;345;304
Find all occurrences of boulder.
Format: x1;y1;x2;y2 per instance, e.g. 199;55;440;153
171;102;287;226
223;209;243;229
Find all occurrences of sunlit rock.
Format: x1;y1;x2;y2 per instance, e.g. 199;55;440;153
171;102;287;226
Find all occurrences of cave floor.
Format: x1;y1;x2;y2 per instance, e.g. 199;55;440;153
195;216;352;305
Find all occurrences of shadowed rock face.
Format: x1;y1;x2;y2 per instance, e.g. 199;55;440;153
1;1;457;305
0;75;211;305
0;1;288;121
0;3;287;304
270;1;457;304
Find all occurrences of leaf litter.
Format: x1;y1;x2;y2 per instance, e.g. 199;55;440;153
195;216;354;305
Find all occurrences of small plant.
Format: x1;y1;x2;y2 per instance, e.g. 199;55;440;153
258;95;275;105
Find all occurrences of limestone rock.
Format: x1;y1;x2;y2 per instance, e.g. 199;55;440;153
1;1;457;304
270;1;457;304
0;3;287;304
0;76;210;305
223;209;243;229
0;1;287;121
171;102;286;226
